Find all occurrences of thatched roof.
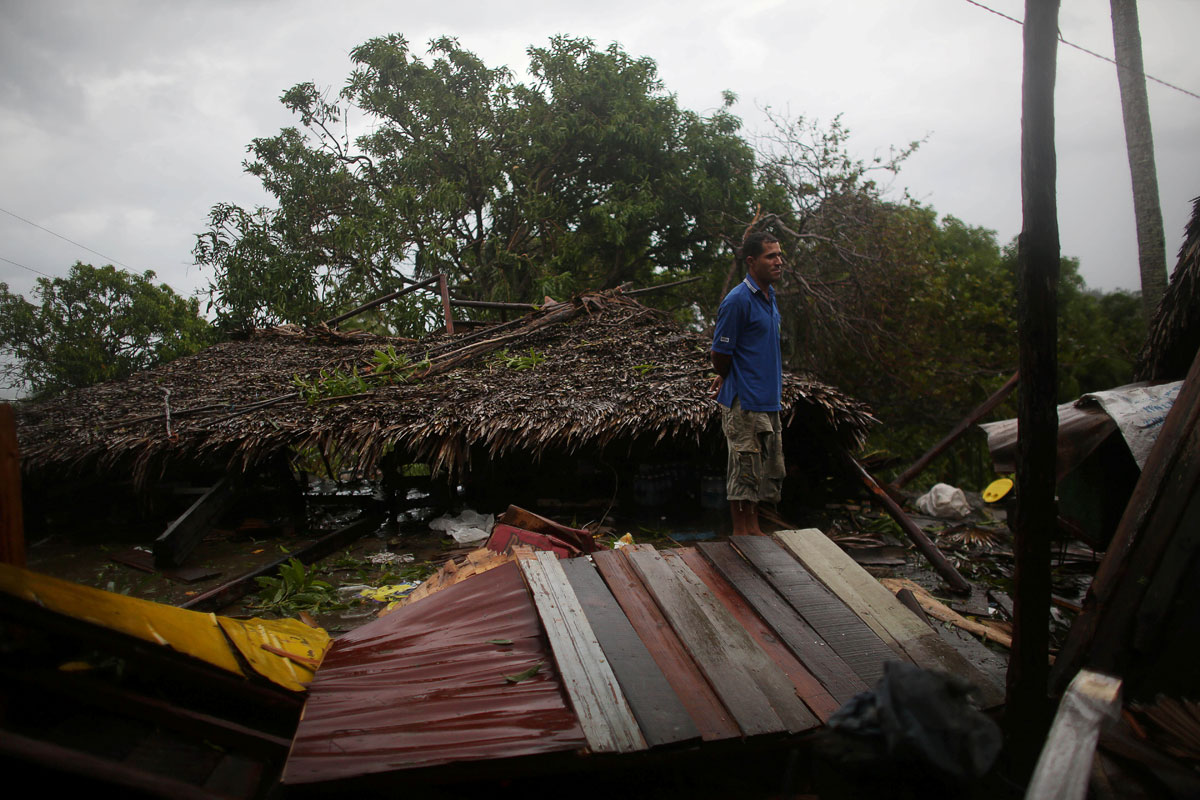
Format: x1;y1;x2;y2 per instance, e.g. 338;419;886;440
1136;195;1200;381
15;290;875;483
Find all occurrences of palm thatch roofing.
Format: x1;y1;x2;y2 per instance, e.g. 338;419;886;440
15;290;875;484
1136;195;1200;381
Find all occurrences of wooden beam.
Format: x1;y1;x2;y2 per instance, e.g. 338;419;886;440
891;371;1019;489
1026;671;1122;800
323;275;440;328
846;454;972;593
2;667;291;757
0;404;24;567
437;272;455;335
153;476;236;569
1008;0;1062;773
179;513;382;612
0;731;233;800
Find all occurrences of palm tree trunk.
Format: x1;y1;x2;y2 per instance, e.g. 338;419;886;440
1111;0;1168;323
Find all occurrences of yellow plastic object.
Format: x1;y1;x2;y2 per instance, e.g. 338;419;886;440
359;583;418;603
982;477;1014;503
217;616;330;692
0;562;242;675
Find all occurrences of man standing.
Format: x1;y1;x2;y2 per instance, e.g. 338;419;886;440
709;232;785;536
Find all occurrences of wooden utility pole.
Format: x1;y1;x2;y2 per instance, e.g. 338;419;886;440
1007;0;1060;778
1111;0;1168;323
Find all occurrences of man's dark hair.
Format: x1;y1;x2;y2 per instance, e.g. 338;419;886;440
740;231;780;262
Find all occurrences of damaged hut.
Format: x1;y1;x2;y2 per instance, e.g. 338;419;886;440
14;289;875;515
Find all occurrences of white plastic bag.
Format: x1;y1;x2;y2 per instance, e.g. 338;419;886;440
914;483;972;520
429;509;494;545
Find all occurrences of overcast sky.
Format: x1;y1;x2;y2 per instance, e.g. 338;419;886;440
1;0;1197;307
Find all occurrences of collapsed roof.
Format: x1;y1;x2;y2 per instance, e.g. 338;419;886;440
15;290;875;483
1136;195;1200;382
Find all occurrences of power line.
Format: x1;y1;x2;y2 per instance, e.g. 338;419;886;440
0;255;55;280
0;205;139;271
963;0;1200;102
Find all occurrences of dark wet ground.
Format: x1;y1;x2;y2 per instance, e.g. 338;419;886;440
19;473;1095;651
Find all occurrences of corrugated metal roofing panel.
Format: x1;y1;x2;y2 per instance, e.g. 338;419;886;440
283;561;585;785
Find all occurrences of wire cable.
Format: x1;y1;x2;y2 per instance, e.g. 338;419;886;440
0;255;55;279
963;0;1200;102
0;206;139;271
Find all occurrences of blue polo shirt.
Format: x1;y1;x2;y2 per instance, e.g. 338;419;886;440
711;275;782;412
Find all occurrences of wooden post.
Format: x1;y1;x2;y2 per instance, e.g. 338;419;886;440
438;273;455;335
846;454;972;594
0;404;24;567
891;371;1019;489
323;275;441;328
1008;0;1061;778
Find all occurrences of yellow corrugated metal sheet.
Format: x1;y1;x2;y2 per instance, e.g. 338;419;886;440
218;616;329;692
0;562;329;692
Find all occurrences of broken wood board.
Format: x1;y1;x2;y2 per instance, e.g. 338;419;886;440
153;476;236;569
110;548;222;584
881;577;1013;649
694;540;864;710
675;547;837;723
591;548;739;742
773;529;1005;708
732;535;901;686
1027;670;1122;800
559;556;700;748
519;550;645;754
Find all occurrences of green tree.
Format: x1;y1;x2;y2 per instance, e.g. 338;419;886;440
0;263;212;398
195;35;755;332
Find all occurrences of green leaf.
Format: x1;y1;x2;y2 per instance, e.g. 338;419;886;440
504;661;544;683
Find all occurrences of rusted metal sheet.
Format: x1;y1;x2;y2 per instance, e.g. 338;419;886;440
283;562;585;785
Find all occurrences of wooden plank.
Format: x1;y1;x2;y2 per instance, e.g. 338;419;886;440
883;578;1014;649
774;529;1005;708
180;512;382;612
676;548;835;723
0;729;235;800
519;551;645;753
559;556;700;748
695;541;865;709
2;666;290;757
153;476;236;569
657;549;815;733
591;549;739;742
622;545;788;737
624;546;787;736
1026;671;1122;800
732;536;900;686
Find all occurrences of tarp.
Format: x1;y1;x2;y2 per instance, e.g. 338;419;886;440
978;381;1181;476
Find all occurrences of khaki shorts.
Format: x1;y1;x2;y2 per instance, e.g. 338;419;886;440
722;398;784;503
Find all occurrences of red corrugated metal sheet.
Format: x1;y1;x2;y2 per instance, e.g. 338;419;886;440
283;562;585;785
